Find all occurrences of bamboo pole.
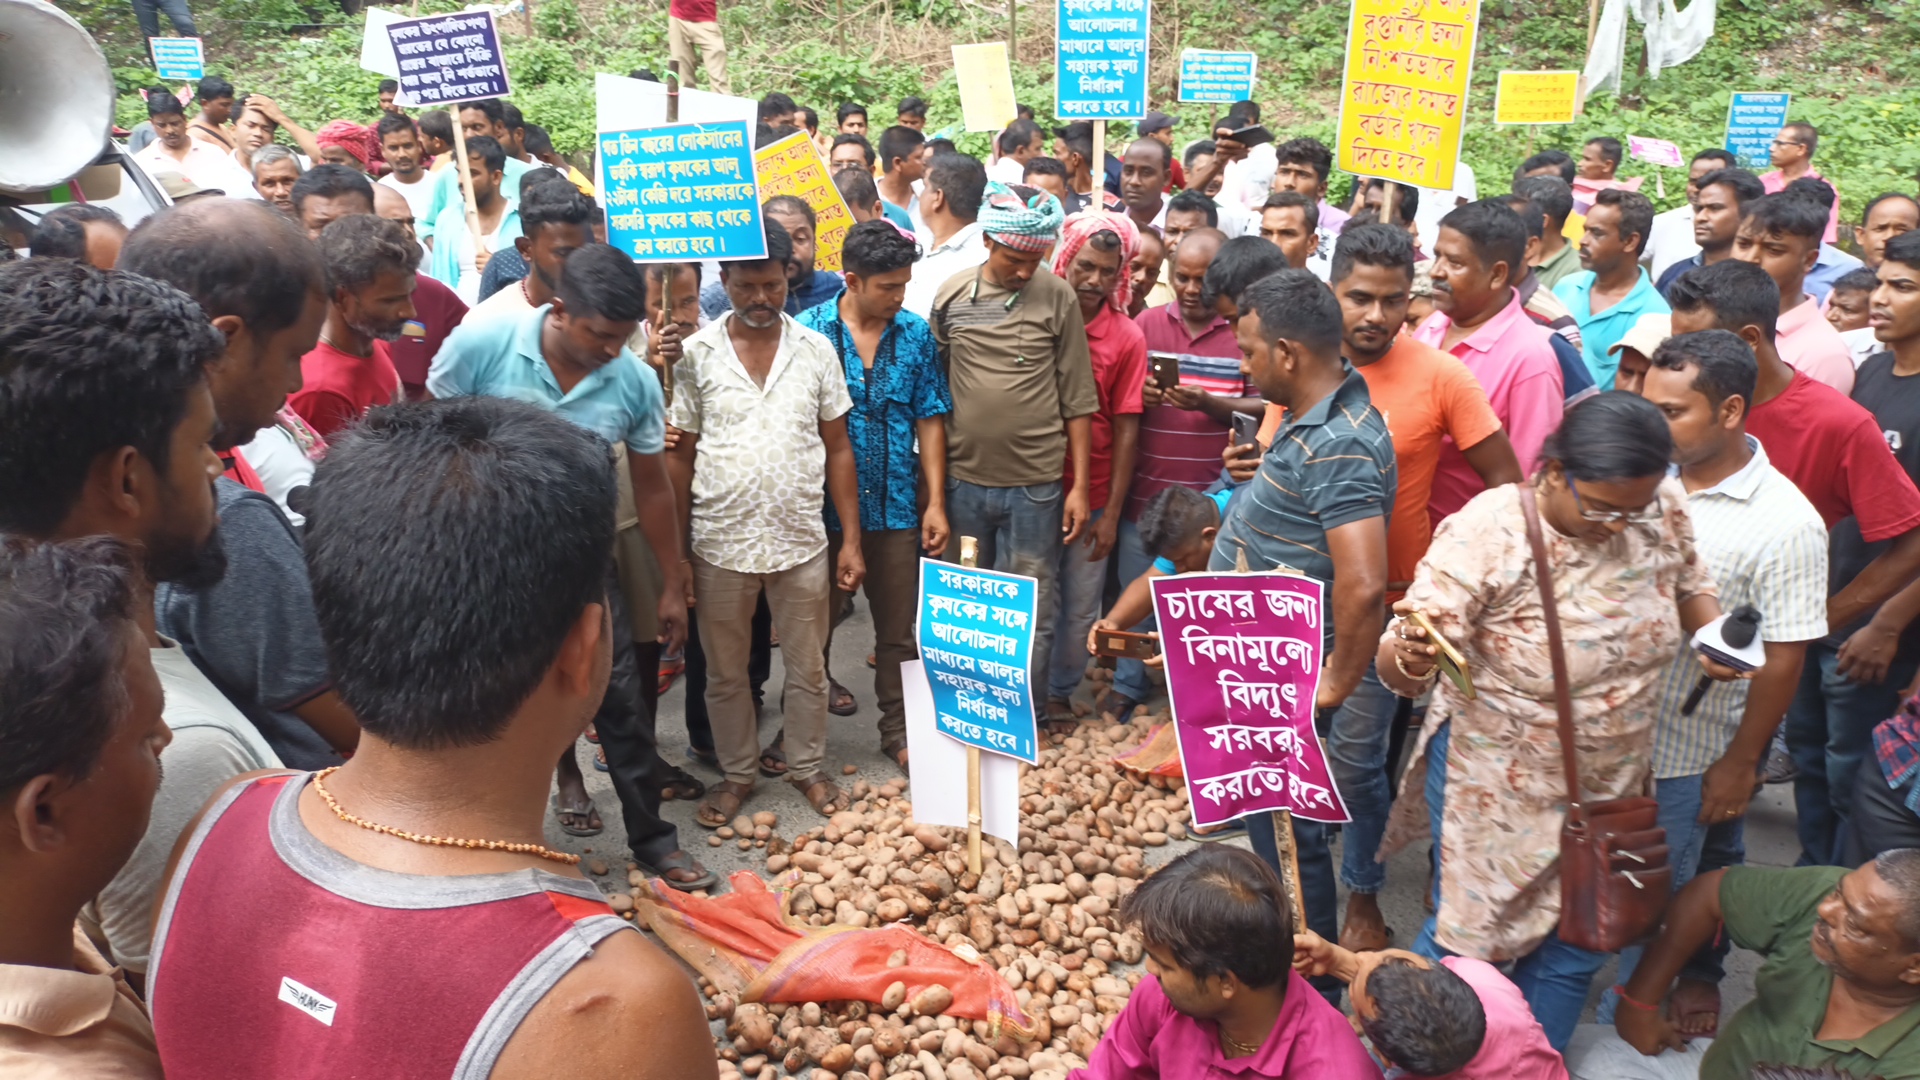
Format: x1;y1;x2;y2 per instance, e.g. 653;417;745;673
961;535;984;876
449;113;485;257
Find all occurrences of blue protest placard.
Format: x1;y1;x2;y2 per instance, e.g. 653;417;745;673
916;559;1039;763
599;122;765;263
385;10;511;108
1725;92;1791;171
1179;49;1257;104
1055;0;1150;121
149;38;205;81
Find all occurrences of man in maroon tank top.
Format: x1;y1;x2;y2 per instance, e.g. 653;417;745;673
148;398;715;1080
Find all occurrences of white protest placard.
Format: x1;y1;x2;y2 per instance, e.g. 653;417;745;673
594;72;756;133
359;7;403;81
903;661;1021;845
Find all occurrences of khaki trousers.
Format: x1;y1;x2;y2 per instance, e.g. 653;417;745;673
668;16;730;95
693;550;830;786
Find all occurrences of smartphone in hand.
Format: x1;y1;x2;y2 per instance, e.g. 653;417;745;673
1407;610;1475;700
1093;628;1160;660
1150;351;1181;390
1230;411;1261;450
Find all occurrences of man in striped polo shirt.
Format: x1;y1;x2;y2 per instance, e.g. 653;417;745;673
1604;329;1828;1037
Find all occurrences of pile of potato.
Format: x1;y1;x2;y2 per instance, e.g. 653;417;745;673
615;710;1192;1080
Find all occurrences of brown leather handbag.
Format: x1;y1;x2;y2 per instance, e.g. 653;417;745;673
1519;484;1673;953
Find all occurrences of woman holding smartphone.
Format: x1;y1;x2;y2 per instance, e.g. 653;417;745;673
1375;392;1734;1051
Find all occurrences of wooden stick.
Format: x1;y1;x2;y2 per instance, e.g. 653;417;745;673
657;64;681;406
448;110;485;257
1009;0;1017;58
1231;547;1306;932
960;535;984;876
1092;120;1105;207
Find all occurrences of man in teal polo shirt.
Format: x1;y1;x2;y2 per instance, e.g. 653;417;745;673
1556;187;1670;390
427;243;715;892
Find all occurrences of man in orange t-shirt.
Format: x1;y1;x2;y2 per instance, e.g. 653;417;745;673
1235;223;1522;951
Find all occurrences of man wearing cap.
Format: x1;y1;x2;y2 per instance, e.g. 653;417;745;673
1139;112;1186;191
932;182;1098;699
151;172;226;203
1605;313;1672;396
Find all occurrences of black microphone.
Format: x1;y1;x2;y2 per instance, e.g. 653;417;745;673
1680;604;1762;716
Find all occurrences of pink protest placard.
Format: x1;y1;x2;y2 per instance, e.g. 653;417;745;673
1150;572;1349;829
1629;135;1684;168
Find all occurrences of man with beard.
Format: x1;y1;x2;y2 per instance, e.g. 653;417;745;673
372;181;469;400
287;215;412;439
0;258;284;992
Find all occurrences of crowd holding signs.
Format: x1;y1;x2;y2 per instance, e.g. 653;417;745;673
11;0;1920;1076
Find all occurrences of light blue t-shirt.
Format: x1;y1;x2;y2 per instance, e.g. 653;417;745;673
426;303;666;453
1151;487;1236;575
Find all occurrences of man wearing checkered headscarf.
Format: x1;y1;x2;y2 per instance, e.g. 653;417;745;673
1050;210;1141;314
929;179;1100;719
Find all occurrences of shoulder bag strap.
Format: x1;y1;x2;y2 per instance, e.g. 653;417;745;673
1519;482;1586;826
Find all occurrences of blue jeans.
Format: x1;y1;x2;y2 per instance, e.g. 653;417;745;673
133;0;197;40
945;479;1065;692
1329;663;1398;894
1111;516;1156;704
1047;508;1111;701
1785;640;1920;865
1411;722;1608;1053
1597;772;1745;1022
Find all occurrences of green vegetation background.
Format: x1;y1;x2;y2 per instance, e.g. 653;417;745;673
70;0;1920;220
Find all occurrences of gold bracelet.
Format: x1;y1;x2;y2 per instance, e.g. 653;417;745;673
1395;654;1438;682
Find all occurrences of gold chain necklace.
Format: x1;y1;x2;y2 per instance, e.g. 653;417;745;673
310;767;581;866
1219;1029;1264;1058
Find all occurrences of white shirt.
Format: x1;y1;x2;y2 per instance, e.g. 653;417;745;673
1219;141;1277;210
985;156;1026;186
380;171;438;227
1217;198;1259;240
1413;160;1477;247
451;221;508;305
135;138;257;196
1645;203;1700;281
669;315;855;574
903;220;988;320
237;423;316;526
1843;325;1883;369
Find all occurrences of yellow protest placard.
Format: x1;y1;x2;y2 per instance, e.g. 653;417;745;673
1333;0;1480;190
952;42;1018;134
1494;70;1579;125
753;131;856;273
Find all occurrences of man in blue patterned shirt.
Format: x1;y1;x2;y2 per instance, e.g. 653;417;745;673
798;220;953;768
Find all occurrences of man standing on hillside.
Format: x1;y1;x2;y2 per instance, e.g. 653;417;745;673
667;0;728;93
1762;122;1839;244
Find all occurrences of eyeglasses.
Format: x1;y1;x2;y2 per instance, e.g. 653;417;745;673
1568;479;1663;524
1770;139;1807;148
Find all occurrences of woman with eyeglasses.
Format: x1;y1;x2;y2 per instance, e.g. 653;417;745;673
1374;391;1734;1051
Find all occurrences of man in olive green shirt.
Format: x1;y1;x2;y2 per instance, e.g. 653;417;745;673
1569;856;1920;1079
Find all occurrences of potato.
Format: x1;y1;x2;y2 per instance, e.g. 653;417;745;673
911;984;954;1017
881;981;907;1011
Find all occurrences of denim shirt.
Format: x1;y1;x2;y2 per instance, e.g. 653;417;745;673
796;297;953;533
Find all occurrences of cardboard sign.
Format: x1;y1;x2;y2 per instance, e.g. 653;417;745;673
753;132;855;272
917;560;1040;763
1725;91;1790;171
600;122;764;263
953;43;1018;133
359;7;403;79
1178;49;1258;103
902;661;1022;845
1629;135;1684;168
1151;572;1349;828
1055;0;1150;121
384;10;510;108
1492;70;1578;125
149;37;205;82
1334;0;1480;190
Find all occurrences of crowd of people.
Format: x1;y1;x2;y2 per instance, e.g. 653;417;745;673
6;66;1920;1080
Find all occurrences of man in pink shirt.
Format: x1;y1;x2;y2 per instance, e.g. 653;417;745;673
1293;930;1568;1079
1734;192;1854;395
1760;122;1840;244
1413;200;1564;522
1072;846;1381;1080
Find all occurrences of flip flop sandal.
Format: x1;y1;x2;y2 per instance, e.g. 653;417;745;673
553;797;603;838
881;737;910;772
592;746;609;772
866;652;877;669
758;731;789;778
584;723;600;744
828;679;857;717
656;655;686;696
695;780;754;828
789;773;849;816
1190;818;1247;842
1096;690;1143;723
659;765;706;801
639;850;719;893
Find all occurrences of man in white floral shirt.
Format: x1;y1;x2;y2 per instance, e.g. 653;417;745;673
669;220;866;827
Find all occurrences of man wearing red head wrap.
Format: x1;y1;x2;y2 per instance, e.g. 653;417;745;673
315;120;375;174
1043;210;1147;730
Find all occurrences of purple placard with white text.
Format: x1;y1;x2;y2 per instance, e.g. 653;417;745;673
1151;572;1348;828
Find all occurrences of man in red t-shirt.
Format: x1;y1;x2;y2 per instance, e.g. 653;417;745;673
1669;258;1920;866
1046;215;1147;729
667;0;729;94
373;182;468;400
289;216;411;439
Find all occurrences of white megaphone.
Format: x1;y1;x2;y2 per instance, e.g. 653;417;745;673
1681;604;1764;716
